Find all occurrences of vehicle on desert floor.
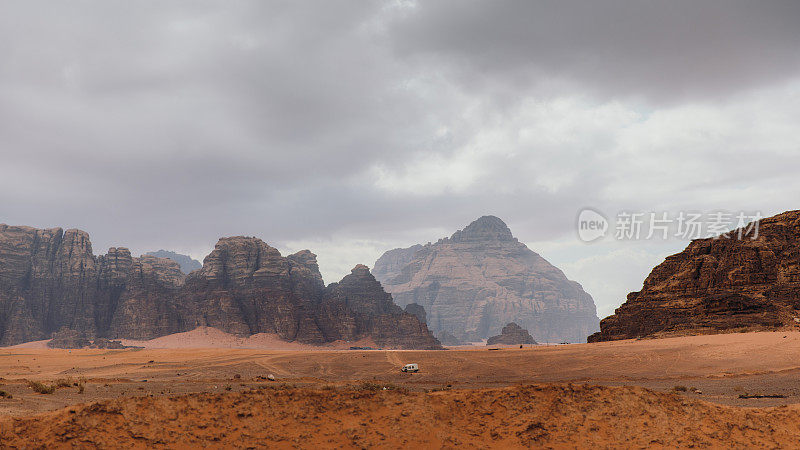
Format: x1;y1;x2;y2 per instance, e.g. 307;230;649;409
401;363;419;373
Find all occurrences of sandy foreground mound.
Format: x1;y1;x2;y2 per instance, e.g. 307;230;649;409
2;384;799;448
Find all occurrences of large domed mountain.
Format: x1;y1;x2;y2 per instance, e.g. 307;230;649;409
372;216;600;343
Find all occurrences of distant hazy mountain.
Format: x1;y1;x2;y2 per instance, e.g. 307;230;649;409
145;250;202;274
373;215;600;343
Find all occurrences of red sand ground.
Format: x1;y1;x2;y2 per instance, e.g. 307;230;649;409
4;384;800;448
4;329;800;447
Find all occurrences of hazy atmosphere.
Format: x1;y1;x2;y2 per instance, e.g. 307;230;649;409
2;1;799;316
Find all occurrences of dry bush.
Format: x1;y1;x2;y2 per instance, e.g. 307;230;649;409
0;389;12;399
54;378;72;388
672;385;688;392
28;381;56;394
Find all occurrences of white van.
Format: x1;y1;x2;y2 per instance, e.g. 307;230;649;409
401;363;419;373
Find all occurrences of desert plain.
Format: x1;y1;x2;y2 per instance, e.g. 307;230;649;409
4;328;800;447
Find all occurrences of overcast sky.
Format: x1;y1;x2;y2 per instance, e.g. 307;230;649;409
2;1;799;317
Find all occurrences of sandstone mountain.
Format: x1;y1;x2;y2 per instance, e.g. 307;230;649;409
144;250;202;274
486;322;537;345
589;210;800;342
0;224;440;349
373;216;599;343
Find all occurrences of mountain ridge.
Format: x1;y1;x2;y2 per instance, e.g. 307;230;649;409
0;224;440;349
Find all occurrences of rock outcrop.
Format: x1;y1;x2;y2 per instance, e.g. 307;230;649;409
144;250;202;274
47;329;134;349
0;225;440;349
589;210;800;342
373;216;600;343
486;322;537;345
47;328;92;349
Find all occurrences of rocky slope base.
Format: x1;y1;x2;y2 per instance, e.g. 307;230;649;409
0;225;440;349
487;322;537;345
373;216;599;343
3;384;800;448
589;210;800;342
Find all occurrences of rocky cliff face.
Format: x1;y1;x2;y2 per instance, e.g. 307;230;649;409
0;225;440;349
373;216;599;343
144;250;202;274
486;322;537;345
589;210;800;343
180;238;439;348
323;266;441;349
0;225;185;345
178;237;324;341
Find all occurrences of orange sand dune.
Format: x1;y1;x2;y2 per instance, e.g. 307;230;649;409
3;384;800;448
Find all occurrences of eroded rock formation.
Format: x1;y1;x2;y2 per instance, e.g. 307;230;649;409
486;322;537;345
0;225;440;349
373;216;599;343
0;225;186;345
589;210;800;342
323;266;441;349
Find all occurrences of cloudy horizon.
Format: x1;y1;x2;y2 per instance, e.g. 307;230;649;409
2;1;799;317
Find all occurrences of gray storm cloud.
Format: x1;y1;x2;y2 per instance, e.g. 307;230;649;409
1;1;799;315
388;0;800;103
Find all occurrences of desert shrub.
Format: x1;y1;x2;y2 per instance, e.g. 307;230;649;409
427;385;453;393
77;383;85;394
0;390;12;399
55;378;72;388
672;385;688;392
28;381;56;394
